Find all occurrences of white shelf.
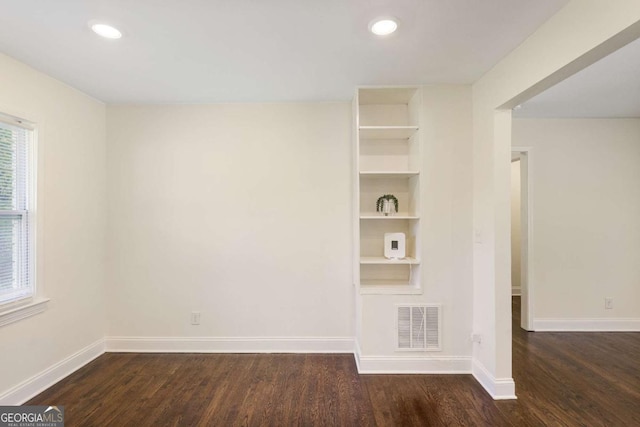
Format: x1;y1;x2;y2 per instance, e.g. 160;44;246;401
360;257;420;265
359;126;418;140
359;215;419;220
359;171;419;179
354;87;423;298
359;280;423;295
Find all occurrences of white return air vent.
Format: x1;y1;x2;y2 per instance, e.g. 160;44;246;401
397;304;441;351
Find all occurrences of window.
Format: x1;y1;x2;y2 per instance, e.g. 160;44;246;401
0;116;34;308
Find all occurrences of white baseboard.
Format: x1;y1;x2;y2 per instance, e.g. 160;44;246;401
356;355;472;373
353;340;362;372
472;359;516;400
533;318;640;331
354;342;471;373
511;287;521;296
0;336;520;405
0;338;105;405
105;336;355;353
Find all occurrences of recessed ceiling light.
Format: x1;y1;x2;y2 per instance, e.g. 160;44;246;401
369;18;398;36
89;21;122;39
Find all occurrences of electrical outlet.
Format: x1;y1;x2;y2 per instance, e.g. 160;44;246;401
471;333;482;344
605;297;613;310
191;311;201;325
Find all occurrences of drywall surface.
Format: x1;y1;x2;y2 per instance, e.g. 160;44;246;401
513;118;640;319
106;104;353;341
472;0;640;395
510;161;521;295
0;53;107;397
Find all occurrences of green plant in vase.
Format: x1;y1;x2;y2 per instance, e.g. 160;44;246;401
376;194;399;216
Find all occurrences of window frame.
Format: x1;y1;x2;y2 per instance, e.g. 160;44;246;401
0;112;47;327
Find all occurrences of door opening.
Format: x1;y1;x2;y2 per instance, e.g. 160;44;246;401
511;149;532;330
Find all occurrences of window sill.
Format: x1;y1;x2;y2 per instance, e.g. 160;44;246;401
0;298;50;328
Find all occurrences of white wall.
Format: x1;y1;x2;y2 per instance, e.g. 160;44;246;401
422;86;474;358
106;104;353;343
472;0;640;398
513;118;640;321
510;160;521;295
0;53;107;399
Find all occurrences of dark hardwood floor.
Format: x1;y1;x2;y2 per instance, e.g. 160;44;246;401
28;299;640;426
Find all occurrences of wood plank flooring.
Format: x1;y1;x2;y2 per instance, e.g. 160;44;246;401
27;299;640;426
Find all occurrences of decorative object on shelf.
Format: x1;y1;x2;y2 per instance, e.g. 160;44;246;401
376;194;398;216
384;232;406;259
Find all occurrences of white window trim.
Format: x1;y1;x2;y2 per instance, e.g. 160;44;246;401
0;297;49;327
0;112;45;327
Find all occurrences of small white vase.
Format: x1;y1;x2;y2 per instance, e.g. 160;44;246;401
382;199;393;216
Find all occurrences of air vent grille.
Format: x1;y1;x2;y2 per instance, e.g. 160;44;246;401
397;304;441;351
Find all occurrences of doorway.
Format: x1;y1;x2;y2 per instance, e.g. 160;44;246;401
511;149;532;331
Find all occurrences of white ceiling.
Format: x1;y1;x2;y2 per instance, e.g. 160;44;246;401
514;36;640;118
0;0;568;104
